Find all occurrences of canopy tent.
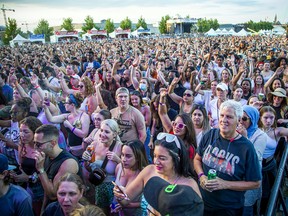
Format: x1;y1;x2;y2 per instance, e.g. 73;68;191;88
215;28;222;35
272;26;286;35
50;29;79;43
220;28;229;35
10;34;29;46
235;28;250;36
228;28;236;35
82;28;107;40
109;27;131;39
205;28;217;36
131;26;151;37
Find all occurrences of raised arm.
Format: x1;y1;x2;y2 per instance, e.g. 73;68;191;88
168;77;183;104
158;90;173;133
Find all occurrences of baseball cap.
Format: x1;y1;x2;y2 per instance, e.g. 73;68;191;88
71;74;81;80
143;176;204;216
216;82;228;91
0;154;16;173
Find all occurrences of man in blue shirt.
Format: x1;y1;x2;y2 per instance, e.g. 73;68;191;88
0;153;34;216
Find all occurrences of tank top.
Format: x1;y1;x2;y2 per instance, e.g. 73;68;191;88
263;129;277;159
65;112;84;147
44;150;82;181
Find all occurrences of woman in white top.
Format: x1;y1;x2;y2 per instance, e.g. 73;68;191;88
258;106;288;214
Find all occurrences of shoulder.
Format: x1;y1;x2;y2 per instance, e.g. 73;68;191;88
44;201;62;215
8;184;31;200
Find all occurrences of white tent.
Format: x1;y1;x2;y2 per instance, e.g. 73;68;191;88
215;28;222;35
272;26;286;35
10;34;29;46
205;28;217;36
235;28;250;36
109;27;131;39
131;26;151;37
228;28;236;35
220;28;229;35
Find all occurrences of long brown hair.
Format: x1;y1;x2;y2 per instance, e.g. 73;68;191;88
258;106;277;128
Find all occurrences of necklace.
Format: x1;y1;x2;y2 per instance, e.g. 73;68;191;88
264;127;273;133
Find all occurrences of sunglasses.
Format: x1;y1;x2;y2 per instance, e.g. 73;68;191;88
34;139;53;148
78;85;84;89
172;121;186;129
183;93;192;97
241;116;250;122
157;133;181;150
64;101;72;105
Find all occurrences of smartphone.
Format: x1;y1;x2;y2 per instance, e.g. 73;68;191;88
112;181;129;200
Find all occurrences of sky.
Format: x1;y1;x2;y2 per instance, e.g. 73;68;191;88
0;0;287;32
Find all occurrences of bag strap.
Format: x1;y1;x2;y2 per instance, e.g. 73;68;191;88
100;139;117;169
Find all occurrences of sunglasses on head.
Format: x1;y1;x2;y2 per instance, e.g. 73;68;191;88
156;133;181;150
241;116;250;122
172;121;186;129
183;93;192;97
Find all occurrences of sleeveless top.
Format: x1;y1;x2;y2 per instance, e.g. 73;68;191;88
115;166;143;216
65;112;84;147
179;102;193;115
44;150;82;181
262;129;278;159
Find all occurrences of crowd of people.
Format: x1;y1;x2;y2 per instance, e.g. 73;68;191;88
0;34;287;216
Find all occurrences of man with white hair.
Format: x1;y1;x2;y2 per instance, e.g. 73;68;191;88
194;100;261;215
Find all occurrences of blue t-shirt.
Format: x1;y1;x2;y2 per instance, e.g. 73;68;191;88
0;184;33;216
43;201;65;216
197;129;261;209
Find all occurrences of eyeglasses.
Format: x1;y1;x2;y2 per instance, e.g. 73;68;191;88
78;85;84;89
241;116;250;122
172;121;186;129
34;140;53;148
183;93;192;97
157;133;181;150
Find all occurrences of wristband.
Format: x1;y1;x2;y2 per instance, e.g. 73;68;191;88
72;127;76;133
159;102;165;106
38;168;45;175
198;172;204;180
34;85;40;89
132;64;137;67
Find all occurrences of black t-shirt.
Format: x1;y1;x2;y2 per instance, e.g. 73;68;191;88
197;129;261;209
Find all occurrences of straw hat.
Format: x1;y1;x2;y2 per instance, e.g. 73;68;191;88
267;88;287;103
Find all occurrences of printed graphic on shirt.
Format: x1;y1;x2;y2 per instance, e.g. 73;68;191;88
202;143;240;176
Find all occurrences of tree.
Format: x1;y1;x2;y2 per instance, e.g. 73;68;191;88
120;17;132;30
159;15;171;34
197;18;219;33
34;19;54;42
82;15;99;33
244;20;273;32
61;17;74;31
136;16;148;30
2;18;21;45
104;18;114;34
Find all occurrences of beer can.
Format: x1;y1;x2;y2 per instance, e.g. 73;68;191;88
208;169;217;180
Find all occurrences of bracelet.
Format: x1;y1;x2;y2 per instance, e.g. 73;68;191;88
132;64;137;67
159;102;165;106
72;127;76;133
34;85;40;89
198;172;204;180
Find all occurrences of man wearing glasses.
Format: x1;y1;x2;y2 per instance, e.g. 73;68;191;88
111;87;146;144
34;124;82;208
